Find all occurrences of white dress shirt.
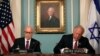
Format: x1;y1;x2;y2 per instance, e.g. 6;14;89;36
25;38;31;48
49;16;52;20
73;38;79;49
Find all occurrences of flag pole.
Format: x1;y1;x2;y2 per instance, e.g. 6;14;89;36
28;0;30;25
71;0;73;32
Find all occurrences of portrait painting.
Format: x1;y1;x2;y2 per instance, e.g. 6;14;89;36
36;0;65;33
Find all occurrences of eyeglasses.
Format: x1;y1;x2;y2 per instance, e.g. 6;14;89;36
25;31;33;34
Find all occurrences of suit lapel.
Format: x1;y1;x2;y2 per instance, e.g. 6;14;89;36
78;38;83;48
66;35;73;49
29;39;32;49
29;39;35;49
19;38;25;49
23;38;25;49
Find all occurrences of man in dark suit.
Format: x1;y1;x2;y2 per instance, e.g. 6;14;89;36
10;26;41;53
54;25;95;54
41;7;60;28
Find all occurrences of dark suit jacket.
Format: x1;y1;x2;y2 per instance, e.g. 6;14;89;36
41;16;60;28
10;37;41;53
54;34;95;54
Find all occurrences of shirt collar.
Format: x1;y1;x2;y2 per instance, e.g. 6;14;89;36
25;38;31;42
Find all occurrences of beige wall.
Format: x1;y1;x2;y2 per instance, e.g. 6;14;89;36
80;0;91;36
10;0;21;38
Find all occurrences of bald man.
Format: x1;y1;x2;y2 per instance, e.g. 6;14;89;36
41;7;60;28
10;26;41;53
54;25;95;54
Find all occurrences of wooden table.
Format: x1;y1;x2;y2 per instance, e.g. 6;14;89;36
3;53;100;56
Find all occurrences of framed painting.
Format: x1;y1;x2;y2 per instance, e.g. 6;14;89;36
36;0;65;33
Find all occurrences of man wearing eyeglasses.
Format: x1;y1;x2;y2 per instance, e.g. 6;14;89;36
10;26;41;53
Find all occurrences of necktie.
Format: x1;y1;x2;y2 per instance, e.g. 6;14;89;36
26;40;29;49
74;41;78;49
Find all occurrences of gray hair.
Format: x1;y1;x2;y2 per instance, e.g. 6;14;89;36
73;25;84;33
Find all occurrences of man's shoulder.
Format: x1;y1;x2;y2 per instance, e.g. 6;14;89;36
62;34;72;37
31;38;40;43
80;36;88;41
62;34;73;39
15;37;24;41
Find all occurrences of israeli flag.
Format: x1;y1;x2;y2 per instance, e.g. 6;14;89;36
85;0;100;54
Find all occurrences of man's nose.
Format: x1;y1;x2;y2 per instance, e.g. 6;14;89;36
76;34;79;37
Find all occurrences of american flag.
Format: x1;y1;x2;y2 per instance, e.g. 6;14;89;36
0;0;15;54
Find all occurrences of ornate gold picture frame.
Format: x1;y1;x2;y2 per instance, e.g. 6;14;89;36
36;0;65;33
